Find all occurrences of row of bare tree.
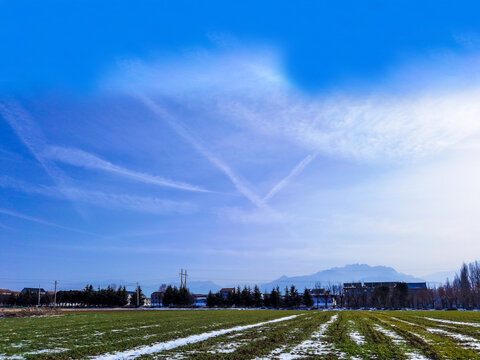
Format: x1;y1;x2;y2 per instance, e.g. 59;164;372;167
436;261;480;309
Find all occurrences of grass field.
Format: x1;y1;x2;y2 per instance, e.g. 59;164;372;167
1;309;480;360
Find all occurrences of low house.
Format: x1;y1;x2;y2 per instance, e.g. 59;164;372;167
151;284;167;307
407;282;427;293
21;287;46;295
0;289;19;306
309;288;335;308
364;282;399;291
343;281;428;299
219;288;235;299
151;291;164;307
343;283;364;294
193;294;207;307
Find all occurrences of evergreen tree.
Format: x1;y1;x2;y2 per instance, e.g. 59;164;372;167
226;290;236;307
303;288;314;308
253;285;263;307
116;286;129;306
269;287;281;308
130;285;146;307
162;285;174;307
172;286;180;305
234;286;242;307
215;291;224;307
178;286;194;306
241;286;253;307
84;285;94;307
206;291;216;307
289;285;301;308
284;287;290;308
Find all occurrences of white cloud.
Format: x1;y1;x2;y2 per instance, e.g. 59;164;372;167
0;176;196;215
107;47;480;272
0;208;101;237
110;49;480;163
262;152;319;203
44;146;209;193
0;101;75;198
136;94;267;209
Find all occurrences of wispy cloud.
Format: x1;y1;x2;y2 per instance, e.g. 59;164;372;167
136;94;267;209
0;176;197;215
0;222;15;231
0;208;101;237
0;101;85;212
43;146;210;193
262;152;319;203
0;101;67;186
112;49;480;163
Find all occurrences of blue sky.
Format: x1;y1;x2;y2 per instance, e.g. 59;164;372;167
2;1;480;292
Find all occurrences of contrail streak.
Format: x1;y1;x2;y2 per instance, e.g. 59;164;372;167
0;101;83;211
44;146;210;193
0;176;197;215
0;208;101;237
0;102;66;185
137;94;266;208
262;152;319;203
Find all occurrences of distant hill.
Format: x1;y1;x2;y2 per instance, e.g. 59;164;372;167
260;264;425;291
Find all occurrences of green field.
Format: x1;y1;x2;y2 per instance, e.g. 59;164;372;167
1;309;480;360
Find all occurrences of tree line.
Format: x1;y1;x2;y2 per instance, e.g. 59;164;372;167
161;285;194;306
436;261;480;309
340;282;429;309
206;285;313;308
327;261;480;310
2;285;146;308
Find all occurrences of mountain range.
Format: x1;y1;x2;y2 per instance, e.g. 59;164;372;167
172;264;457;294
259;264;427;292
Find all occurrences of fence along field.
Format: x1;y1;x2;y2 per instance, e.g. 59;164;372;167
1;310;480;359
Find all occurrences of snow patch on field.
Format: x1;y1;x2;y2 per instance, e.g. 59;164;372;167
207;341;246;354
426;328;480;350
375;324;430;360
252;344;290;360
425;317;480;328
26;348;68;355
391;317;417;326
350;329;365;345
404;353;430;360
90;314;301;360
255;314;343;359
348;320;365;345
0;348;68;360
374;324;405;345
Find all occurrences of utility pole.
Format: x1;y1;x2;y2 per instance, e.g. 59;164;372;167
179;269;184;288
37;284;41;307
54;280;57;307
136;282;140;307
184;270;187;289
